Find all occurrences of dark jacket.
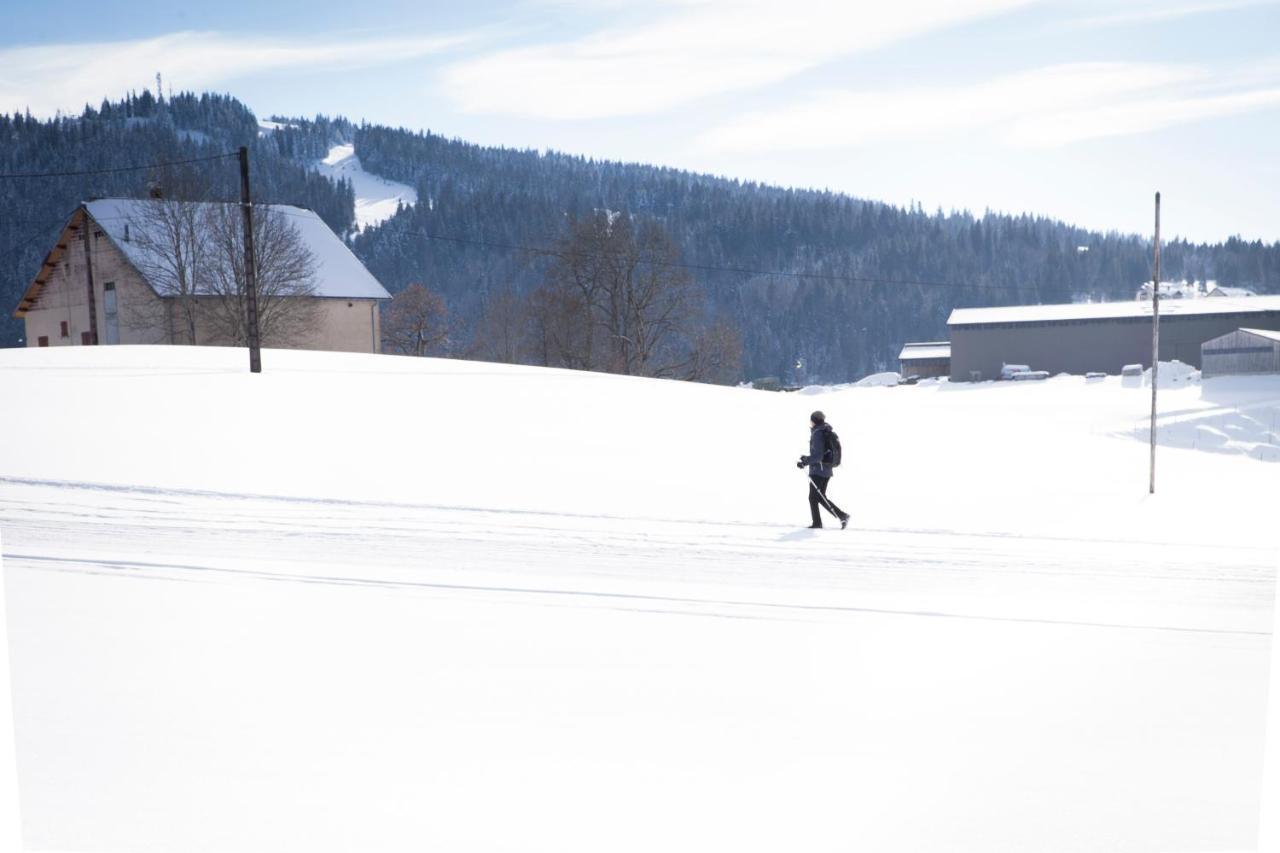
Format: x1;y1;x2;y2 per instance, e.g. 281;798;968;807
803;423;835;478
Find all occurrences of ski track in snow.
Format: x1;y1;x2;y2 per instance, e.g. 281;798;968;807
2;476;1274;852
314;143;416;231
2;477;1272;634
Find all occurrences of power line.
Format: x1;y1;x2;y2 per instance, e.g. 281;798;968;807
0;152;237;180
328;217;1039;295
3;193;1044;298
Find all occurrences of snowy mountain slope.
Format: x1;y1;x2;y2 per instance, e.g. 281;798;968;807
315;143;417;231
0;346;1276;853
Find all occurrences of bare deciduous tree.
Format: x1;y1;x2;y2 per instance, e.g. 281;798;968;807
202;205;319;347
125;197;208;344
469;289;530;364
126;200;319;347
526;280;591;369
541;212;710;378
381;283;450;356
682;320;744;385
601;218;700;377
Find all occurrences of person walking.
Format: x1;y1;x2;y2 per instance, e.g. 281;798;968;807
797;410;849;529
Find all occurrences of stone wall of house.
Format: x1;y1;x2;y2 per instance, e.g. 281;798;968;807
24;211;384;354
22;218;164;347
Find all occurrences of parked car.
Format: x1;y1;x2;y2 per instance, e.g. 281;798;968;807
1000;363;1032;380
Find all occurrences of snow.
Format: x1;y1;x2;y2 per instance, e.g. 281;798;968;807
1144;359;1200;387
1;346;1277;853
315;143;418;231
256;119;294;135
84;198;391;300
853;371;901;387
897;341;950;361
1264;588;1280;852
0;526;19;852
1240;327;1280;343
949;294;1280;326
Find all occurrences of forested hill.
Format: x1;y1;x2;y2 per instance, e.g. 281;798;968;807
3;92;1278;380
349;124;1279;381
0;92;354;347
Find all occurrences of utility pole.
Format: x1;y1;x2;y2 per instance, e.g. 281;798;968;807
1149;192;1161;495
238;146;262;373
81;208;99;345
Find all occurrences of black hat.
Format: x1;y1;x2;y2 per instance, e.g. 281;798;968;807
810;410;825;424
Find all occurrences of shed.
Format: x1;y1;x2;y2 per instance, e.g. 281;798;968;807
1201;328;1280;378
898;341;951;379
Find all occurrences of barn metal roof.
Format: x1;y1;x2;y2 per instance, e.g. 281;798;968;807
948;295;1280;327
898;341;951;361
1235;328;1280;343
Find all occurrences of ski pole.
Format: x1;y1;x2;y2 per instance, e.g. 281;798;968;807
807;474;841;517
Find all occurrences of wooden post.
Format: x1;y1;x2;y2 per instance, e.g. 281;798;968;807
1149;192;1160;495
81;208;99;345
239;146;262;373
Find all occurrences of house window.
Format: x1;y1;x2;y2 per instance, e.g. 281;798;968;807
81;332;91;345
103;282;120;345
38;336;49;347
60;320;69;338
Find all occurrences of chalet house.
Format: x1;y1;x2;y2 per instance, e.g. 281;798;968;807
13;198;390;353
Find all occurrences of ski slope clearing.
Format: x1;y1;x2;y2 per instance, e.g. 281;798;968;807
315;143;417;231
1;347;1276;853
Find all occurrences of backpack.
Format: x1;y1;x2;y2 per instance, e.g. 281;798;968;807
824;428;842;468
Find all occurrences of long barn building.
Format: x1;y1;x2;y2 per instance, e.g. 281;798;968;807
947;296;1280;381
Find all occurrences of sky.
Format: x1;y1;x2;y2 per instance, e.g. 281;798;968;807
1;0;1278;243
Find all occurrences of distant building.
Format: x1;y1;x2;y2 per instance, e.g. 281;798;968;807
1206;284;1258;298
1136;280;1209;301
1201;328;1280;378
898;341;951;379
948;296;1280;381
13;198;390;353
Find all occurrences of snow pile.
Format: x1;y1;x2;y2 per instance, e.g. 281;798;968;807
853;371;901;387
1132;375;1280;462
0;347;1276;853
1145;359;1200;387
315;143;418;231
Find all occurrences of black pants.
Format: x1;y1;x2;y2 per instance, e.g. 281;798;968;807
808;475;847;526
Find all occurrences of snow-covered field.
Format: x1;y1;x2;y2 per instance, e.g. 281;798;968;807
0;346;1276;852
315;143;418;231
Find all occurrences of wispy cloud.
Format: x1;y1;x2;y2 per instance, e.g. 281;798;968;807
441;0;1041;120
696;61;1280;152
1061;0;1276;31
0;30;471;116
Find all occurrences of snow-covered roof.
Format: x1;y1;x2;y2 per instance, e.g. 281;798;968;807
1237;328;1280;343
84;198;390;300
948;295;1280;327
898;342;951;361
